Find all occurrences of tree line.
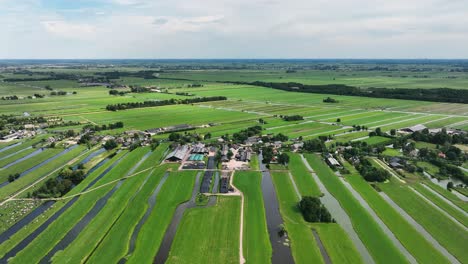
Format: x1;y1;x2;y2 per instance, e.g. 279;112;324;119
225;81;468;104
105;96;227;111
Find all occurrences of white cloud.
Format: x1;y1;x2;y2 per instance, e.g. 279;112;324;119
1;0;467;58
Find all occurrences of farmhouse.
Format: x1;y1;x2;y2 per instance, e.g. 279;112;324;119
399;124;427;133
165;145;190;162
191;142;208;154
326;156;342;168
388;157;404;169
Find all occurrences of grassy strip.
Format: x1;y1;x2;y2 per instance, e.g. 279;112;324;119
58;146;171;263
288;153;321;196
0;150;127;258
304;154;408;264
234;171;272;264
313;223;362;264
0;148;63;182
50;148;159;263
343;162;450;264
0;146;87;201
0;135;49;158
126;170;197;264
422;181;468;212
379;179;468;262
270;171;324;264
412;183;468;227
8;148;147;263
249;155;260;171
166;197;241;264
0;147;37;168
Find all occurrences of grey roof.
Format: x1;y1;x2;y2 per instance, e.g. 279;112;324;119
166;145;189;161
407;124;427;132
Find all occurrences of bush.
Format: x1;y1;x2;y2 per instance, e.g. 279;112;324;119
298;196;333;223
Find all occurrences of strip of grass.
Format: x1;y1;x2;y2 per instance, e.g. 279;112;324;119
270;171;324;264
0;150;128;258
50;148;159;263
423;181;468;212
412;183;468;227
234;171;271;264
0;148;63;182
65;148;171;263
166;196;241;264
249;155;260;171
288;153;321;196
343;162;450;264
0;135;49;158
312;223;362;264
379;179;468;262
126;170;197;264
8;148;147;263
0;147;37;168
0;146;87;201
304;154;408;264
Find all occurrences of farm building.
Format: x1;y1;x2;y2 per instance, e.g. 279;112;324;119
326;156;342;168
399;124;427;133
191;142;208;154
165;145;190;162
388;157;404;169
235;147;252;162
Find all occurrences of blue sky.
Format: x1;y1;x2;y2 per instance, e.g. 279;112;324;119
1;0;468;59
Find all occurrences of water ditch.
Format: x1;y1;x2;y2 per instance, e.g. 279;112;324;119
0;145;80;189
423;172;468;202
339;178;417;263
0;142;22;153
38;151;152;263
379;192;460;264
420;184;467;216
0;153;127;263
409;187;467;231
153;171;206;264
299;155;374;264
0;146;32;161
119;171;171;263
311;229;331;264
2;148;45;169
72;148;106;170
259;153;295;264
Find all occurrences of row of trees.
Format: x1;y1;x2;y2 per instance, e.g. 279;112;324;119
299;196;334;223
228;81;468;104
105;96;227;111
282;115;304;121
31;166;86;198
356;158;391;182
82;121;124;132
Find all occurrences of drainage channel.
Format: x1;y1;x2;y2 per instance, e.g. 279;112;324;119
2;148;45;169
311;229;331;264
300;155;375;264
259;153;295;264
0;142;22;153
0;153;127;263
119;171;171;264
340;178;417;263
0;146;32;161
0;145;80;189
72;148;106;170
420;184;467;216
39;151;152;263
379;192;460;264
153;171;203;264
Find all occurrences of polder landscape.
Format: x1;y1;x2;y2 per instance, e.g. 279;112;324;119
0;59;467;264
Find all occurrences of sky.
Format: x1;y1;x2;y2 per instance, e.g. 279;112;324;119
1;0;468;59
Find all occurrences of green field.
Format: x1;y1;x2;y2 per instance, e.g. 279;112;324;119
304;154;409;264
166;197;241;264
233;171;271;264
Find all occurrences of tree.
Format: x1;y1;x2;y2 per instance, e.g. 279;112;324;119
204;132;212;140
278;153;290;165
447;181;454;191
336;118;341;123
298;196;333;223
390;129;396;136
103;139;118;150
